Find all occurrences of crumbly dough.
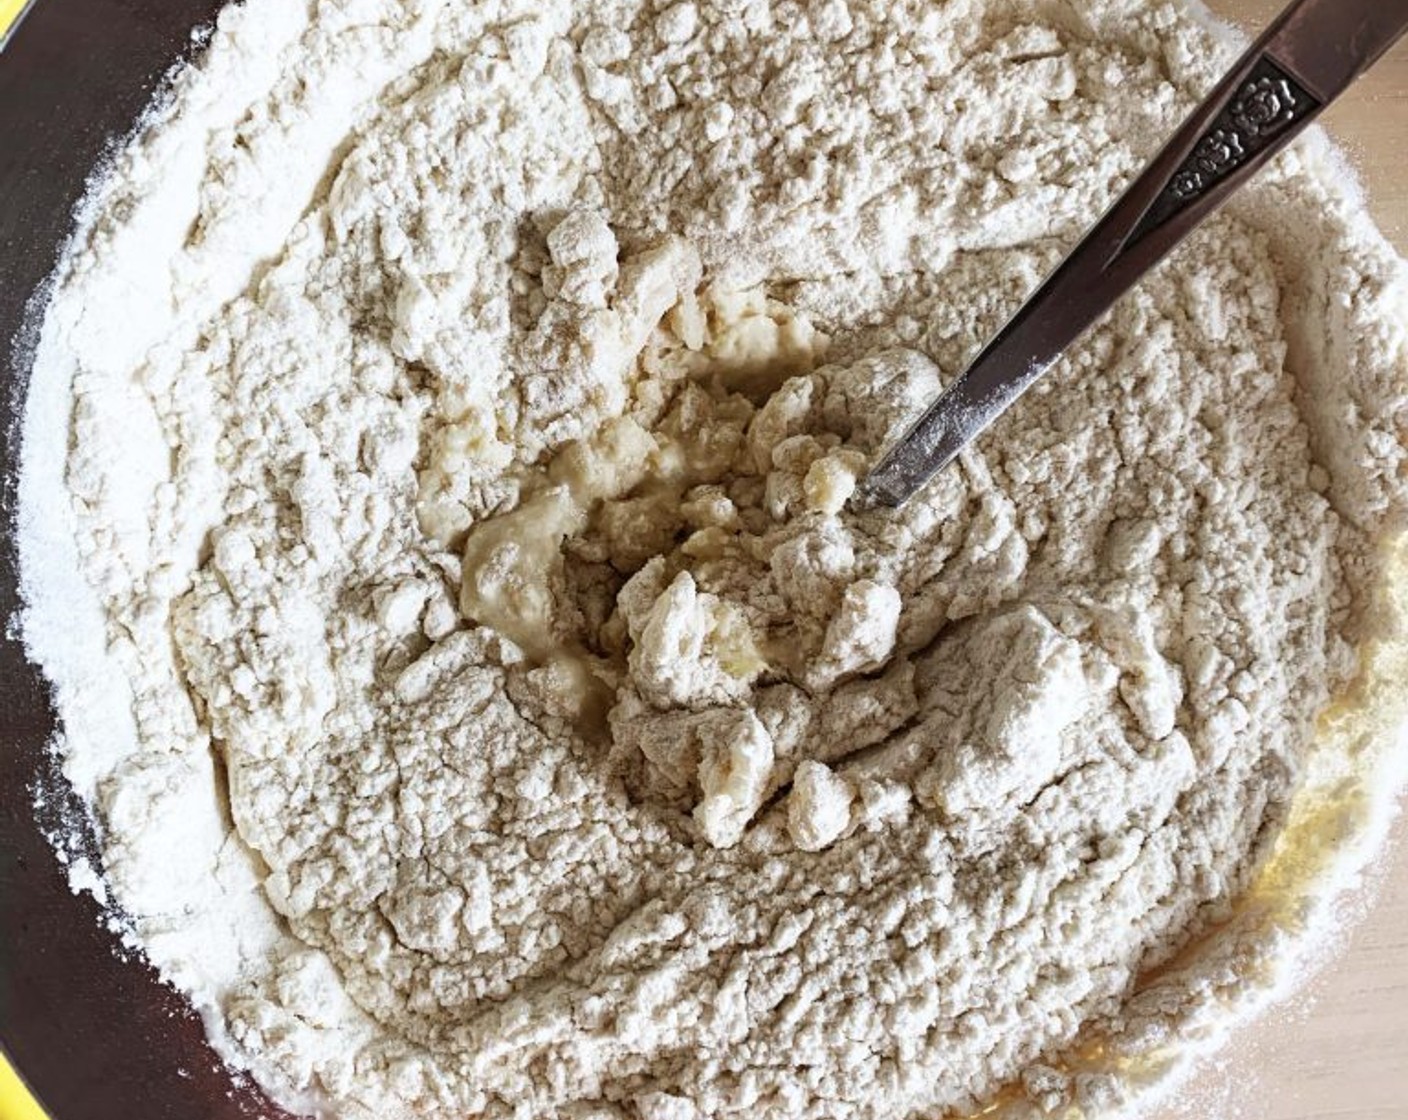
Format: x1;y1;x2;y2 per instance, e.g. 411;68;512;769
17;1;1408;1119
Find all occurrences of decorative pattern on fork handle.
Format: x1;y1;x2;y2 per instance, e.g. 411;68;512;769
1126;56;1320;248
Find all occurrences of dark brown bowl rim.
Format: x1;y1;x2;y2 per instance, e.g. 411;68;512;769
1;4;292;1117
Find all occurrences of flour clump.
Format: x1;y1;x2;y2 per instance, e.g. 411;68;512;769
17;1;1408;1119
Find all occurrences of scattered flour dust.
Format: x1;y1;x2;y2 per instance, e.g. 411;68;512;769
14;0;1408;1118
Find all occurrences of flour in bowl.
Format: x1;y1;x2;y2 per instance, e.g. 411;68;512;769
16;1;1408;1118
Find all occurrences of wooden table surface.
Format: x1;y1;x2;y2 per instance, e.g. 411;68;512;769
1155;4;1408;1118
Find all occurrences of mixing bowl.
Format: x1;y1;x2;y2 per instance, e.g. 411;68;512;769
2;3;1406;1120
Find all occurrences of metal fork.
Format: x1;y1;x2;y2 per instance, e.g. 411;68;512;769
858;0;1408;510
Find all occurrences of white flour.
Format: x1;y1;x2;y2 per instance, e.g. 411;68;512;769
15;1;1408;1119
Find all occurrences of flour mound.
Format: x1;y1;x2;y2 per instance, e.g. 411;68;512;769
18;1;1408;1119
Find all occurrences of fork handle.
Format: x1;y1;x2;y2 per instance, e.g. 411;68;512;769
1116;0;1408;261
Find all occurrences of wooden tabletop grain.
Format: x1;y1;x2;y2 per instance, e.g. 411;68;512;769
1155;4;1408;1118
